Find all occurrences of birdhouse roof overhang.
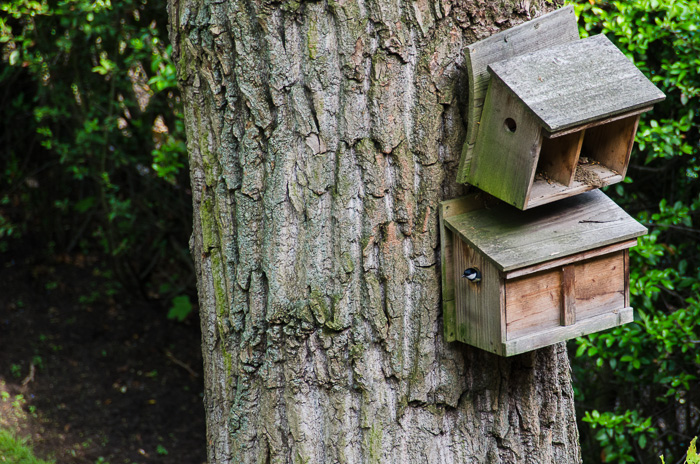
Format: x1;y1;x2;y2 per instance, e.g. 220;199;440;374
487;34;666;133
444;190;647;271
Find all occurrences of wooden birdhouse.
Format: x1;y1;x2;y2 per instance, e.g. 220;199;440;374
439;190;647;356
456;7;665;210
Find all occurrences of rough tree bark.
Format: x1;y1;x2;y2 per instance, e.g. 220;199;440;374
167;0;582;462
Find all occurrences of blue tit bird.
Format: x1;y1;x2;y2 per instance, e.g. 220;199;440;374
462;268;481;283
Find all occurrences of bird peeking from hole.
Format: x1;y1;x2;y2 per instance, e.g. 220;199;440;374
462;268;481;283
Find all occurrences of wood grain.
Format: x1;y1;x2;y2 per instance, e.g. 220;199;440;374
439;194;487;342
505;268;562;340
538;129;585;186
503;307;633;356
445;190;647;271
453;239;504;355
582;113;641;176
456;6;579;183
488;34;665;132
504;238;637;279
574;252;625;321
561;265;576;326
466;79;542;209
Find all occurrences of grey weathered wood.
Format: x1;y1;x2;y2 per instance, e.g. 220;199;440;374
467;79;542;209
445;189;647;271
439;195;487;342
456;5;579;183
561;265;576;326
503;307;633;356
489;34;666;132
539;130;585;186
504;238;637;279
453;239;504;355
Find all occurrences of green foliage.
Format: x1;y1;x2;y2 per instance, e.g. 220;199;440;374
0;0;192;299
167;294;193;322
661;437;699;464
582;410;658;463
0;428;54;464
571;0;700;462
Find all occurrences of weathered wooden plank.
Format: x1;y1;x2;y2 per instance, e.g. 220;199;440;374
504;238;637;279
456;5;579;183
439;194;487;342
561;265;576;326
466;79;542;209
543;106;651;139
445;190;647;271
582;113;641;177
489;34;666;132
574;252;625;320
453;240;503;355
505;268;561;340
502;307;633;356
538;129;584;186
624;249;630;308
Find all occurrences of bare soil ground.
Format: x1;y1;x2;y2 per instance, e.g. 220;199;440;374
0;242;206;464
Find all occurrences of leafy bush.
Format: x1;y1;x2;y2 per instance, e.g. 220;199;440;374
0;0;193;300
570;0;700;462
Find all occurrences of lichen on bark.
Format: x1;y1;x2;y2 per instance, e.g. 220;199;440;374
168;0;581;462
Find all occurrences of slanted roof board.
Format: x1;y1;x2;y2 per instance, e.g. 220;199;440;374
488;34;665;132
444;190;647;271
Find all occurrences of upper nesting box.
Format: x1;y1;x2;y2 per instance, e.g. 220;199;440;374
457;7;665;210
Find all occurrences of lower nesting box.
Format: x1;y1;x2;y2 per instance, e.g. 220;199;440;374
439;190;647;356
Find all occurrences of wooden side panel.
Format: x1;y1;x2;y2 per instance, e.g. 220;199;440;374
439;195;487;342
457;5;579;183
575;251;625;321
454;240;503;355
561;265;576;325
466;79;542;209
537;129;584;186
583;113;641;177
505;268;562;340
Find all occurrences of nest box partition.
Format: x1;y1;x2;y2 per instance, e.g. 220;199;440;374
457;6;665;210
439;190;647;356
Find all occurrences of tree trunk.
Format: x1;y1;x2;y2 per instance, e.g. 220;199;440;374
167;0;581;462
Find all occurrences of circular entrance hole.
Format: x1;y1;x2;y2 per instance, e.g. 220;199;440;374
504;118;517;133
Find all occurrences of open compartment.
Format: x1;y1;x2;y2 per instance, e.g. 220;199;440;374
528;112;642;208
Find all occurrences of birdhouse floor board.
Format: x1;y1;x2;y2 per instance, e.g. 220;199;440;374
503;307;633;356
527;166;623;209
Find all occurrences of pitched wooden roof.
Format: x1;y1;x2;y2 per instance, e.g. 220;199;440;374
444;190;647;271
487;34;665;132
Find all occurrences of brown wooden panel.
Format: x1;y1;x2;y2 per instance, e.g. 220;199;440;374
454;240;503;354
583;113;640;177
503;307;633;356
574;251;625;320
505;268;561;340
504;239;638;279
537;129;584;186
561;265;576;326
